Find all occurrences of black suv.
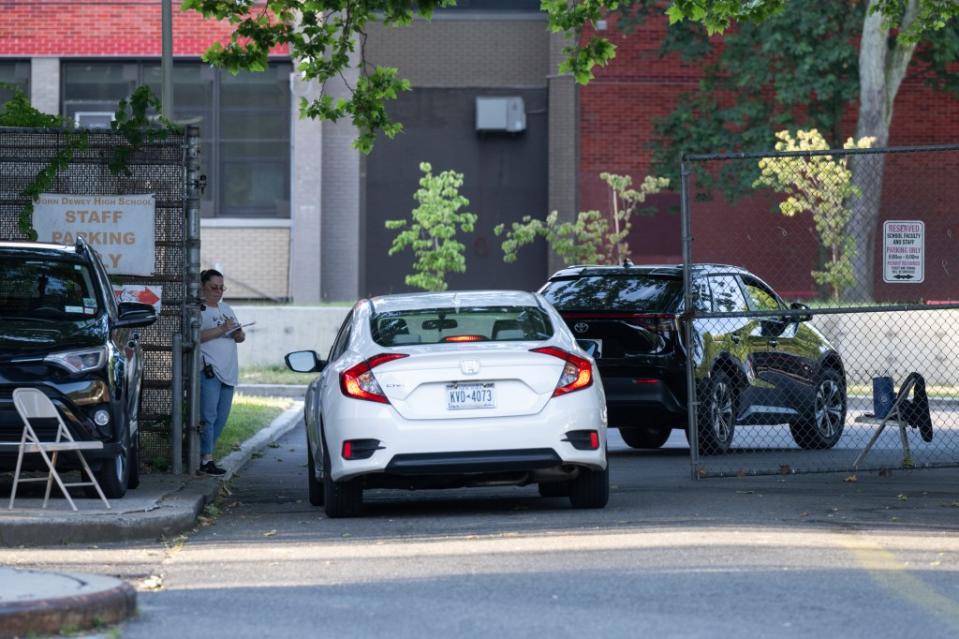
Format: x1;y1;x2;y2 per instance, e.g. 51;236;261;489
540;264;847;454
0;240;156;497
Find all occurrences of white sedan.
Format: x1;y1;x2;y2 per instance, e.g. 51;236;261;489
285;290;609;518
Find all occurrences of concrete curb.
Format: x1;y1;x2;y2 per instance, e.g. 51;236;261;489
0;402;303;547
0;568;136;638
218;403;304;482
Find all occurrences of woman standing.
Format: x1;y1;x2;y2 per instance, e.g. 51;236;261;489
198;269;245;475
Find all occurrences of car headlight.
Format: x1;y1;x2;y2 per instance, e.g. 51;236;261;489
44;346;108;374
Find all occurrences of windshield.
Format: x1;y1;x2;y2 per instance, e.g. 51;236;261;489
370;305;554;346
541;274;683;312
0;257;101;320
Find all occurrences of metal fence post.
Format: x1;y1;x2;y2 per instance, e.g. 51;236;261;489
171;333;183;474
184;125;203;475
680;156;700;479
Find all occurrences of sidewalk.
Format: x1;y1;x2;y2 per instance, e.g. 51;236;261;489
0;403;303;547
0;403;303;636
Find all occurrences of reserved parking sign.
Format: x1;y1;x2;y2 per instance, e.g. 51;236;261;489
882;220;924;283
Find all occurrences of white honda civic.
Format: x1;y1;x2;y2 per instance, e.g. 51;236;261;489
285;290;608;518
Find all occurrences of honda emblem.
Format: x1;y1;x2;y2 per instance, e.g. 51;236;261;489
460;359;480;375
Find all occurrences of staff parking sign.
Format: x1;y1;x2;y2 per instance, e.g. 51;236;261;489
882;220;924;283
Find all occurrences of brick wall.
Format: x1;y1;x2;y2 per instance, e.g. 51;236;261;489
0;1;287;56
578;15;959;300
201;227;290;301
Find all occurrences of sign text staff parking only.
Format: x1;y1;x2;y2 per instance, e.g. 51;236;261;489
883;220;924;284
32;193;156;276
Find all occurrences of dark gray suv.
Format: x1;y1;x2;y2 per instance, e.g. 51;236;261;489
0;240;156;497
541;263;847;455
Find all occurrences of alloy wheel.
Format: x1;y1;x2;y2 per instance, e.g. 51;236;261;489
814;379;844;439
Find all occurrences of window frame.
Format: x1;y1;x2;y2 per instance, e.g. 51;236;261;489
60;59;292;219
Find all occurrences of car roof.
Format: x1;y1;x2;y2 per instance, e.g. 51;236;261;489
369;290;543;314
547;263;753;279
0;241;85;260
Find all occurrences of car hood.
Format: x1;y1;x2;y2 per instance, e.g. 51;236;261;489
0;317;106;359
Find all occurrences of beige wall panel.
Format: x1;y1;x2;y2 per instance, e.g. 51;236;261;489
366;20;549;88
201;228;290;300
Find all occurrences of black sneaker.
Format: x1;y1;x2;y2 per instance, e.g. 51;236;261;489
199;461;227;476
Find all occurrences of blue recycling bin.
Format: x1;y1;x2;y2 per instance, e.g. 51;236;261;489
873;376;895;418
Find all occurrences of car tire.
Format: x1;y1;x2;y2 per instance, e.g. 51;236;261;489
619;425;671;449
538;481;570;498
93;448;129;500
789;368;846;450
322;431;362;518
698;370;736;455
306;433;324;507
568;465;609;509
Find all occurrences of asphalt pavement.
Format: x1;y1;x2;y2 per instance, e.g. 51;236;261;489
1;400;958;637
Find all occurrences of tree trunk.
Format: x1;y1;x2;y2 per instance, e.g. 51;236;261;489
846;0;918;301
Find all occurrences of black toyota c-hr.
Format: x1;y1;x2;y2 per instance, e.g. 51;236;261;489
540;264;847;454
0;240;156;497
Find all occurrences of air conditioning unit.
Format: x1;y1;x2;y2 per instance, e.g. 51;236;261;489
475;96;526;133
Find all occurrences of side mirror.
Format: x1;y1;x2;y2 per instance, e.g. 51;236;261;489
285;350;325;373
115;302;157;328
789;301;812;323
576;339;600;357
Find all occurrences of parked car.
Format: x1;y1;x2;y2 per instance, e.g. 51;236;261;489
285;290;609;518
540;263;847;455
0;239;157;498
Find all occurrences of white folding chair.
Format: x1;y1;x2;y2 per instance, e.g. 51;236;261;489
9;388;110;511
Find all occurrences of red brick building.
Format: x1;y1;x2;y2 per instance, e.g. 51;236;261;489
3;2;957;301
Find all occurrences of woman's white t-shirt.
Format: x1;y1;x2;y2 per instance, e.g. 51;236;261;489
200;302;239;386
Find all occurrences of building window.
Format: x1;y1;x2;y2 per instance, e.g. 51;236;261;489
61;60;292;219
0;61;31;105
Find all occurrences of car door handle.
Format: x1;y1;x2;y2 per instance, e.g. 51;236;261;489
730;334;741;344
768;338;778;348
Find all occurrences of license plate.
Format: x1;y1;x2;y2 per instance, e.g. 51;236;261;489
447;383;496;410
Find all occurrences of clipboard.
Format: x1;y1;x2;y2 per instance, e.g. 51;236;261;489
224;321;256;335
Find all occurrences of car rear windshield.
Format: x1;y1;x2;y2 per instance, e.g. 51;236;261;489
370;306;554;346
541;274;683;312
0;257;100;319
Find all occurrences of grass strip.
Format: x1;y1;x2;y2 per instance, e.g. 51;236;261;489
239;365;312;385
214;394;296;459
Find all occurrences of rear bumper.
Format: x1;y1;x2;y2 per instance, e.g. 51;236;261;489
323;388;607;482
602;376;686;427
386;448;562;475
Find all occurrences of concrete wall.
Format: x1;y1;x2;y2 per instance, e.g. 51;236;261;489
365;18;548;88
812;311;959;387
232;306;351;368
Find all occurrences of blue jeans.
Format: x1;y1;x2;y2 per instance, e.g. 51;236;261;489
200;375;235;457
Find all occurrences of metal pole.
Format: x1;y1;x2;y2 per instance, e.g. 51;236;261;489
679;157;700;479
185;125;202;475
161;0;174;120
171;333;183;474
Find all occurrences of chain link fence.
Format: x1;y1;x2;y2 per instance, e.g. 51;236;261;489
680;145;959;477
0;126;198;470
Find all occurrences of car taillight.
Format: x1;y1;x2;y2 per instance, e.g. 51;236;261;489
630;313;677;335
531;346;593;396
340;353;408;403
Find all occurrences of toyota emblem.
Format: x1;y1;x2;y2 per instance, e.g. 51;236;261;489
573;322;589;334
